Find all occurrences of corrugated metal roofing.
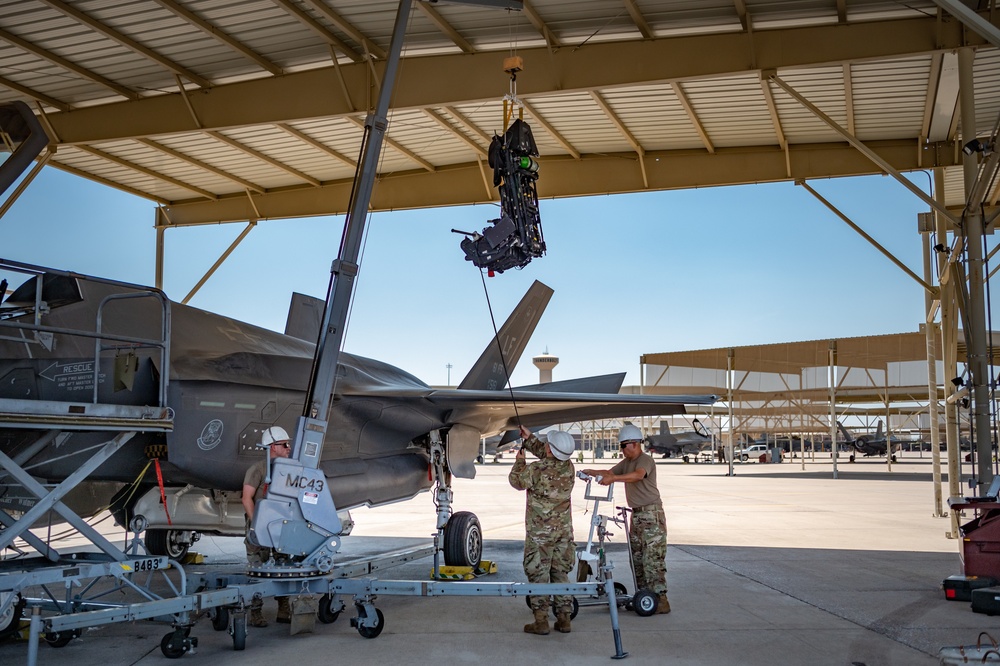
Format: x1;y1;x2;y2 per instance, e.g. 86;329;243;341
0;0;996;223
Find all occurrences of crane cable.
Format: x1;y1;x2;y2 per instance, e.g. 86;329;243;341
477;269;522;431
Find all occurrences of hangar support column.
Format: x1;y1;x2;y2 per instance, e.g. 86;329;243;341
958;47;994;492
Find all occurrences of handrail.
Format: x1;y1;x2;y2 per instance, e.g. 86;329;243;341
93;290;171;408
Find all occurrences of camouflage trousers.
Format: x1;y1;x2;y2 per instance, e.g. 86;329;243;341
629;505;667;595
523;534;575;613
246;541;275;610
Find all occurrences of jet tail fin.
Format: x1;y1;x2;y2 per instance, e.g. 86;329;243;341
285;292;325;343
875;421;883;440
458;280;553;390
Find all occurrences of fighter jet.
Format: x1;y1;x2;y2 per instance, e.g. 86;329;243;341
836;420;900;462
0;263;716;563
645;419;714;462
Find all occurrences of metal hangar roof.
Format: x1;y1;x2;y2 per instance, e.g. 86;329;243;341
1;1;997;228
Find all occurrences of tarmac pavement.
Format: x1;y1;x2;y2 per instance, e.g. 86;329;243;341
0;452;993;665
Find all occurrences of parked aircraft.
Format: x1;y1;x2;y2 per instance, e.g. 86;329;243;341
645;419;714;461
477;372;627;462
0;265;716;563
836;420;899;462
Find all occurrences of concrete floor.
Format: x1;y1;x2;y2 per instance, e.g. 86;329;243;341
1;453;994;665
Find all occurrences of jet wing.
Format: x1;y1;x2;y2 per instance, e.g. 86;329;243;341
424;388;717;436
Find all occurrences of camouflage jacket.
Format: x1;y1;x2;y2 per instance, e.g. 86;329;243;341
508;435;575;542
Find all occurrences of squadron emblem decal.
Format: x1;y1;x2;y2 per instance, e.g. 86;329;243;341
197;420;223;451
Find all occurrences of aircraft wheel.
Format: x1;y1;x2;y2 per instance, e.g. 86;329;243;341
849;454;856;463
632;589;658;617
210;606;229;631
146;529;190;560
357;608;384;639
318;595;341;624
0;593;25;641
231;616;246;651
475;455;484;464
443;511;482;568
891;455;897;463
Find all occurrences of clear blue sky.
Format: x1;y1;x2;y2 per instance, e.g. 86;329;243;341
2;165;975;388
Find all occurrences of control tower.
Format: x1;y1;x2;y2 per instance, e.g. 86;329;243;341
532;349;559;384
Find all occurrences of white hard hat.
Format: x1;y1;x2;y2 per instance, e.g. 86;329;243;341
618;424;643;444
546;430;575;461
261;426;290;447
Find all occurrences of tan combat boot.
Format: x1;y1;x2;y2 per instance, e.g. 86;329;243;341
276;596;291;624
554;611;572;633
523;608;550;635
656;593;671;614
249;605;268;627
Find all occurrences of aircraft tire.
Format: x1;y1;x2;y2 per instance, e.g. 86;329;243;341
849;455;856;463
146;529;190;560
443;511;482;568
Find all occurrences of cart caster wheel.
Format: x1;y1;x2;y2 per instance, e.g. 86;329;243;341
356;608;384;639
44;629;80;648
211;606;229;631
569;596;579;620
318;594;341;624
160;631;191;659
231;616;246;651
632;589;658;617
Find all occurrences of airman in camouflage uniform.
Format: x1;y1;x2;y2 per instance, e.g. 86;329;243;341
583;423;670;614
509;426;577;635
242;426;293;627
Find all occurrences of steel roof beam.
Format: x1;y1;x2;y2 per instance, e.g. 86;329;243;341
416;2;476;53
74;145;217;200
0;28;138;101
205;130;321;187
269;0;363;63
36;0;211;89
519;99;579;159
623;0;653;39
423;109;488;157
300;0;387;60
671;82;715;154
150;0;282;76
344;116;436;172
589;91;648;187
769;73;960;226
136;138;265;193
275;123;357;168
157;139;960;224
42;16;976;145
522;0;561;48
0;76;69;113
